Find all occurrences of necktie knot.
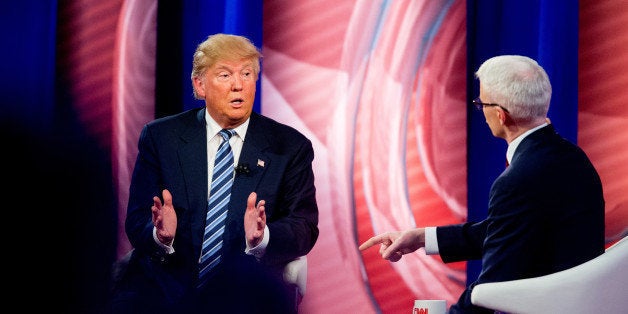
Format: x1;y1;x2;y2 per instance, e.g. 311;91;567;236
219;129;235;142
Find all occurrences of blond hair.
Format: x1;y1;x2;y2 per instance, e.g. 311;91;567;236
190;33;262;99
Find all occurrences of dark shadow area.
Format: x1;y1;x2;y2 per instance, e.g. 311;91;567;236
2;110;118;313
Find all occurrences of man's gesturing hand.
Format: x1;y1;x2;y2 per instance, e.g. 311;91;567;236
244;192;266;248
358;228;426;262
151;189;177;246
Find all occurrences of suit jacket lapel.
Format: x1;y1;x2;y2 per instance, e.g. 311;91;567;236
179;108;209;256
231;113;270;210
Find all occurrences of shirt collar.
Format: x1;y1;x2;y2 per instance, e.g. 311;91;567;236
506;122;548;164
204;109;249;141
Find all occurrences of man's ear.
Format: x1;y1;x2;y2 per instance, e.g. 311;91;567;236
498;107;510;125
192;76;205;98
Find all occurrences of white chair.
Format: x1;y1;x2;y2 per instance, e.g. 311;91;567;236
470;236;628;314
283;255;308;306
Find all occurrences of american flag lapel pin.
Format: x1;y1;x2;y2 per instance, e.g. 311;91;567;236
257;159;265;168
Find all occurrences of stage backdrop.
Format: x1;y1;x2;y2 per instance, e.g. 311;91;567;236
262;1;467;312
3;0;626;313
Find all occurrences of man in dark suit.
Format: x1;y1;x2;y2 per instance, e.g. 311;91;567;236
359;55;605;313
110;33;319;314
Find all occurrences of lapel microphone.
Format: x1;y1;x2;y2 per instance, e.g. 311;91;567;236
235;163;251;175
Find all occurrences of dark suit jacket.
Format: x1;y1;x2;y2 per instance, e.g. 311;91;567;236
118;108;319;312
437;125;605;313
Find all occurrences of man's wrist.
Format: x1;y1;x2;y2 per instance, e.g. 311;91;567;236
153;227;175;254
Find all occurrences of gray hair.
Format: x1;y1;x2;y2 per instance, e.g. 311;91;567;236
475;55;552;122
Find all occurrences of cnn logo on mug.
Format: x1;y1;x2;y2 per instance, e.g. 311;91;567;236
413;300;446;314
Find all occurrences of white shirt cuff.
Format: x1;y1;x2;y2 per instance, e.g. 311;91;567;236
153;227;175;254
245;225;270;260
424;227;439;255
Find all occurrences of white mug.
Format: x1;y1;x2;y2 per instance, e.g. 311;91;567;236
413;299;447;314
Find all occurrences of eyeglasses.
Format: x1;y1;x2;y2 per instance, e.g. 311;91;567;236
473;97;509;113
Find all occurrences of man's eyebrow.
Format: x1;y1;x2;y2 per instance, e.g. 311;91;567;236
213;63;254;72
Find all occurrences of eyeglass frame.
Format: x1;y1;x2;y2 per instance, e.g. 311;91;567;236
472;97;509;113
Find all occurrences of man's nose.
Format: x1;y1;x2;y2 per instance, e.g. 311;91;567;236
231;75;243;90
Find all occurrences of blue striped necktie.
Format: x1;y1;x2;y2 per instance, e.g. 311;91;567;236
199;129;235;287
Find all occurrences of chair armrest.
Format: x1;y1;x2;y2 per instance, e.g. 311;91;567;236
471;237;628;313
283;255;308;296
